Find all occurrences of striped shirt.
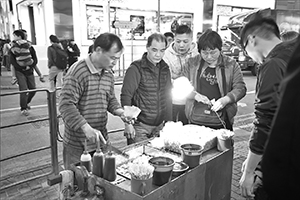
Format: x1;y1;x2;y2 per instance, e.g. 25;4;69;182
59;56;121;151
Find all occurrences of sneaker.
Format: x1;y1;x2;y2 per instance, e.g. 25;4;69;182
26;105;31;110
21;110;29;116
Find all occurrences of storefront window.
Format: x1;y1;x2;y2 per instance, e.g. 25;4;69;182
86;5;115;39
53;0;74;39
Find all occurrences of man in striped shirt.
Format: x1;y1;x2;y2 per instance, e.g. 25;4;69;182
59;33;127;169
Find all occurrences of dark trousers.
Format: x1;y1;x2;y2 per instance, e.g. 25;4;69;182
15;70;36;111
172;104;188;125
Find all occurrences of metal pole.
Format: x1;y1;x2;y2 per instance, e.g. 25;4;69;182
157;0;160;32
108;0;111;32
47;91;59;175
131;28;134;62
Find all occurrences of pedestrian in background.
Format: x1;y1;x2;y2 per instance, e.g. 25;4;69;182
59;33;130;169
66;39;80;67
239;17;297;200
164;25;199;125
163;32;174;48
2;39;11;71
88;37;96;54
10;29;44;116
47;35;68;94
121;33;172;145
184;29;246;130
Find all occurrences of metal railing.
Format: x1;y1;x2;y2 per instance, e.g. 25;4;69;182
0;82;126;190
0;88;59;191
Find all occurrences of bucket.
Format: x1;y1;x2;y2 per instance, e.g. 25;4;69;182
131;176;152;196
217;136;232;151
149;156;174;186
180;144;203;169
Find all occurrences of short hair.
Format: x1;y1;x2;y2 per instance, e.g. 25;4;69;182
281;31;299;42
146;33;167;47
240;17;280;50
94;33;123;52
164;32;174;39
197;29;222;51
175;25;192;36
49;35;59;43
13;30;25;40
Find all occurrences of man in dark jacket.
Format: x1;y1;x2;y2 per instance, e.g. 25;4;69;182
66;39;80;67
121;33;172;145
239;18;297;199
262;36;300;200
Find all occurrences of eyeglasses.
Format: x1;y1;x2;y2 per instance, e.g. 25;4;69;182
201;49;219;57
243;35;254;57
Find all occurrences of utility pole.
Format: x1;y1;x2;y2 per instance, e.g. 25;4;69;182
157;0;160;32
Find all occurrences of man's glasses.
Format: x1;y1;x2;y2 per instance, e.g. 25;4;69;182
243;35;255;57
201;49;219;57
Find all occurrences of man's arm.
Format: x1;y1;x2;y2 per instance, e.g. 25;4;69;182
29;46;38;67
120;64;141;107
58;75;87;131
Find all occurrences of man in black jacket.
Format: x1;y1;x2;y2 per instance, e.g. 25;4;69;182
239;18;297;200
66;39;80;67
262;35;300;200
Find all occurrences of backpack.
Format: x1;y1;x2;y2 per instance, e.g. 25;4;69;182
52;46;68;69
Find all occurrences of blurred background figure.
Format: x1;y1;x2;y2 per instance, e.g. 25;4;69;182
164;32;174;48
196;32;202;41
88;37;96;54
47;35;68;94
2;39;11;71
66;39;80;67
281;31;299;42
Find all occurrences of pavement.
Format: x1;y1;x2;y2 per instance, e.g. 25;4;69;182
0;67;253;200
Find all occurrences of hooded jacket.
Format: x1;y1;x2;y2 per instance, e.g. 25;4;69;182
163;42;199;105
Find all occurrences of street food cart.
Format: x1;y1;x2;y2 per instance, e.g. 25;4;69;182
48;124;233;200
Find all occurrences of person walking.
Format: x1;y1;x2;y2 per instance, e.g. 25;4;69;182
10;30;44;116
66;39;80;67
59;33;130;169
47;35;68;94
184;29;246;130
121;33;172;145
163;25;199;125
238;17;297;200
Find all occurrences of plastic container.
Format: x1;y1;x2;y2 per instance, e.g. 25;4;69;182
103;152;117;182
92;149;104;178
172;161;189;177
80;151;92;172
149;156;174;186
181;144;203;169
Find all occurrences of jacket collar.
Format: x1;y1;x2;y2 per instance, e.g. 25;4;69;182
141;52;169;70
85;55;111;75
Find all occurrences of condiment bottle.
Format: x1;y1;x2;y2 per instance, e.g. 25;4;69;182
81;139;92;172
92;133;104;178
103;142;117;182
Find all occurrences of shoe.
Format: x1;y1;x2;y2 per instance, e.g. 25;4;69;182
21;110;29;116
26;105;31;110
